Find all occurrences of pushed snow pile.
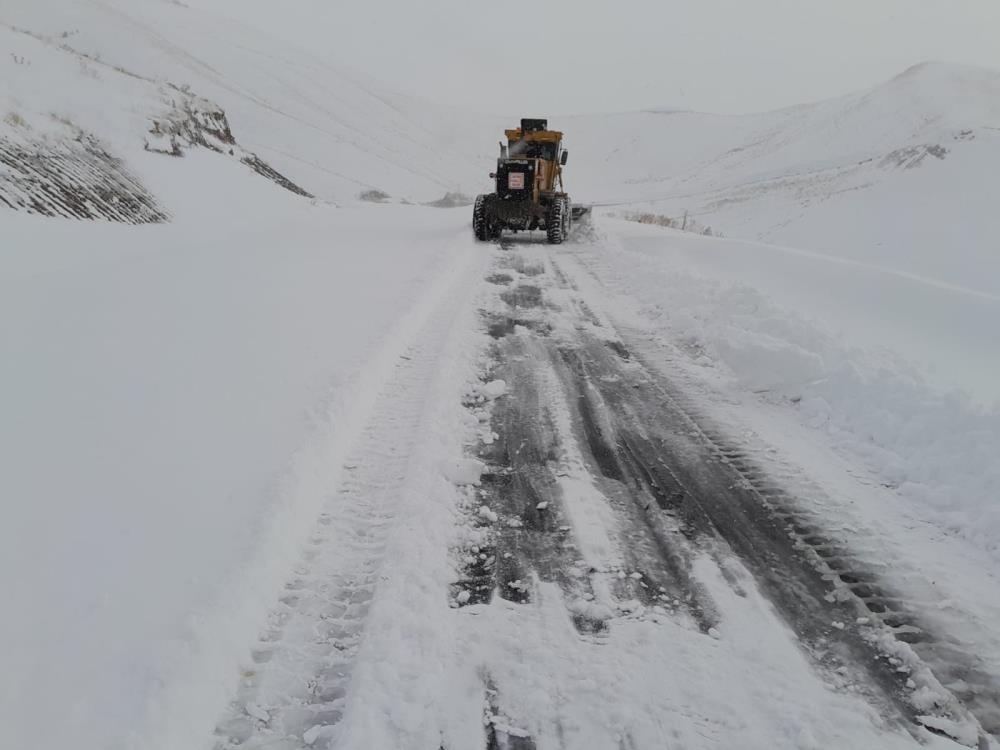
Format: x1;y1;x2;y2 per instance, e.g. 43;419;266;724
425;191;474;208
577;223;1000;564
712;329;825;393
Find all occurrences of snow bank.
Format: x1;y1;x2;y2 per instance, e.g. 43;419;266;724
0;192;477;750
570;221;1000;564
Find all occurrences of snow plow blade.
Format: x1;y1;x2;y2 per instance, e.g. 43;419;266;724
571;205;592;221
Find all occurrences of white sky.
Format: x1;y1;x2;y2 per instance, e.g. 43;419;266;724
187;0;1000;115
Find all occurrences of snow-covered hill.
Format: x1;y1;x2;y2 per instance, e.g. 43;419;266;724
1;0;489;214
567;62;1000;298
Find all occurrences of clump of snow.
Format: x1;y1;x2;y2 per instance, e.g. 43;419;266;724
441;458;486;486
302;724;323;745
479;379;508;400
910;686;945;712
244;703;269;722
915;716;980;748
568;597;614;624
477;505;499;523
425;192;474;208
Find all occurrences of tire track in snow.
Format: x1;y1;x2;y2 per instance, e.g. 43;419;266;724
549;245;997;746
212;236;488;750
445;238;954;750
456;253;692;638
213;352;429;748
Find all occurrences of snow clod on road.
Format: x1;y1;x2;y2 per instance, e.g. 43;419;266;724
442;458;487;486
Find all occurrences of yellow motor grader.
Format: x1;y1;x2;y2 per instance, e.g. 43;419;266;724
473;118;588;244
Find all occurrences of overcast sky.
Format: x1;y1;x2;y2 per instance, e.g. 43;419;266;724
187;0;1000;115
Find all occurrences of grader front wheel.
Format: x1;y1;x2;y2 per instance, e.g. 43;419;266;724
473;194;494;241
546;198;569;245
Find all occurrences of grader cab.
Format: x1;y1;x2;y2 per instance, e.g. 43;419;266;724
472;118;588;244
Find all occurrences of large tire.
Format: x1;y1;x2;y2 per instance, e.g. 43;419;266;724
546;198;568;244
473;194;497;241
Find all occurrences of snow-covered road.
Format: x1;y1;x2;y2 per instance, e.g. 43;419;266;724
212;230;490;750
3;208;998;750
211;223;996;750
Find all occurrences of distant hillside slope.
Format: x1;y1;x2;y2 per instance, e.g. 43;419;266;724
1;0;487;215
565;63;1000;297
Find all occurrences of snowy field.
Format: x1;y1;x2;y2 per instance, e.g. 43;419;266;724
2;0;999;748
2;185;488;749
